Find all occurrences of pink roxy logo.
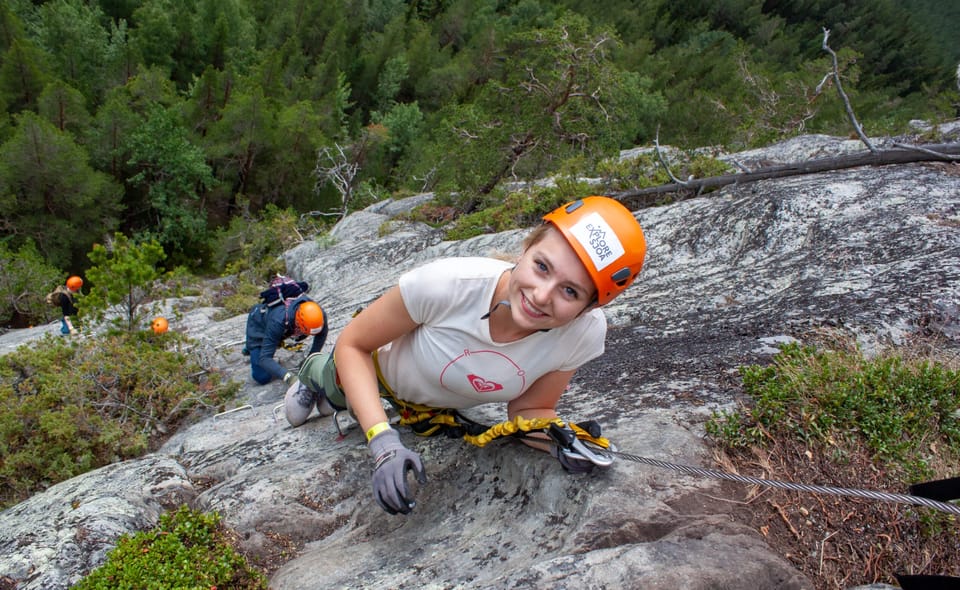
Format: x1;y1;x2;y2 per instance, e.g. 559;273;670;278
467;374;503;393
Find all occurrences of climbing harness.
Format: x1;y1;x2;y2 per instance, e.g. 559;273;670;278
371;350;491;438
463;416;614;467
309;347;960;517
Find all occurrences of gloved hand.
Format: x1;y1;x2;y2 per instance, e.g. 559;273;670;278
368;428;426;515
550;444;596;474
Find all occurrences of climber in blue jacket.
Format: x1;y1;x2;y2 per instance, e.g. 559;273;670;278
245;296;328;385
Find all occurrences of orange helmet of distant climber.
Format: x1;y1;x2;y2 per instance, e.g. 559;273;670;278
151;317;169;334
66;276;83;292
295;301;325;335
542;196;647;306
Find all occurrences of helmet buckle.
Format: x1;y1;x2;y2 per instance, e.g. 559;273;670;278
611;267;631;284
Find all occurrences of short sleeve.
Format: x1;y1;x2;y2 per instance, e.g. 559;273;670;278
556;308;607;371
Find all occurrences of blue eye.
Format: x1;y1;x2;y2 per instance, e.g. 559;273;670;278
564;286;579;299
536;260;547;272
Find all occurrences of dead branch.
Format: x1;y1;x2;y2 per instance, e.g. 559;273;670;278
821;28;876;153
314;143;359;219
653;125;689;187
770;500;802;540
890;142;959;159
615;141;960;209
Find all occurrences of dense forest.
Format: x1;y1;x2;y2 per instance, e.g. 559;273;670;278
0;0;958;297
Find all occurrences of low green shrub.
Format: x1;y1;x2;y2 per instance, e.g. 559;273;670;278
0;332;240;509
0;240;65;326
209;202;328;284
706;339;960;587
707;342;960;482
72;505;267;590
444;187;571;241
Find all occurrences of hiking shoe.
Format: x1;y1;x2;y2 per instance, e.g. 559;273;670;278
283;381;316;427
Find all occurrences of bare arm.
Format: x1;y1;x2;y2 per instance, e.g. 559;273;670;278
507;369;576;452
334;286;419;433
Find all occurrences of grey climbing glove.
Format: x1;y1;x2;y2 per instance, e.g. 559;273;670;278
368;428;427;515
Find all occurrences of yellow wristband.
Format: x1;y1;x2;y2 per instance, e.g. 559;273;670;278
365;421;391;442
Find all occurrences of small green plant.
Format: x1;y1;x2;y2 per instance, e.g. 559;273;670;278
83;233;167;332
212;280;263;320
706;338;960;588
210;202;328;283
685;153;733;179
594;152;667;192
72;505;267;589
444;187;569;241
707;342;960;482
0;240;70;326
0;332;239;509
404;202;459;228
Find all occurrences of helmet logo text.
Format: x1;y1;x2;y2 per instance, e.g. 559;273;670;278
568;212;625;271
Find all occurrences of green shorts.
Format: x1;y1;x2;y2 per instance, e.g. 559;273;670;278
298;352;346;410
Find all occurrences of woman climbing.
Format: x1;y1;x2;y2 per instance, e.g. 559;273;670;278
286;196;647;514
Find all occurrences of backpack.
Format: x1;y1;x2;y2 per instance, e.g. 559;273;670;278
259;275;309;307
248;292;311;345
45;284;70;307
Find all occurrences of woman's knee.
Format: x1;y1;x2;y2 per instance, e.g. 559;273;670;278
284;382;316;427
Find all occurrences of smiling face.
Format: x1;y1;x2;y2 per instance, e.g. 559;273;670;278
504;226;597;332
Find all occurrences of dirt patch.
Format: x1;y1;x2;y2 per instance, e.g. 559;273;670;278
717;434;959;588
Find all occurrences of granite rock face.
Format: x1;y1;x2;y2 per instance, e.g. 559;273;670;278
1;133;959;590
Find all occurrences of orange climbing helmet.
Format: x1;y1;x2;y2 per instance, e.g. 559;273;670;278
151;317;169;334
543;196;647;306
295;301;325;335
66;276;83;292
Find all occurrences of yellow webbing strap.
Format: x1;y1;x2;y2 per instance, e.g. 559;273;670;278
372;350;454;432
373;350;435;416
463;416;611;449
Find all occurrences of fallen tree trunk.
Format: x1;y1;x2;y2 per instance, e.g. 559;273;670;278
615;142;960;208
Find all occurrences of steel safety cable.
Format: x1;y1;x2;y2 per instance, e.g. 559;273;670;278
601;449;960;517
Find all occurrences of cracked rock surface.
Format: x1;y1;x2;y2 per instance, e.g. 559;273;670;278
1;133;958;589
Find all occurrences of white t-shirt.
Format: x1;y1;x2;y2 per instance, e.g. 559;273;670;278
376;257;607;409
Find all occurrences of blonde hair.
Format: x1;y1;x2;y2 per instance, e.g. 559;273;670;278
521;224;552;251
487;223;554;262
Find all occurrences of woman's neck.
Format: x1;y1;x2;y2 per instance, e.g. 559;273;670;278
486;269;536;343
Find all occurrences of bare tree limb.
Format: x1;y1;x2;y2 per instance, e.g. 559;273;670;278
314;143;360;218
615;142;960;209
413;164;440;192
653;125;689;186
890;142;959;159
821;28;876;153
